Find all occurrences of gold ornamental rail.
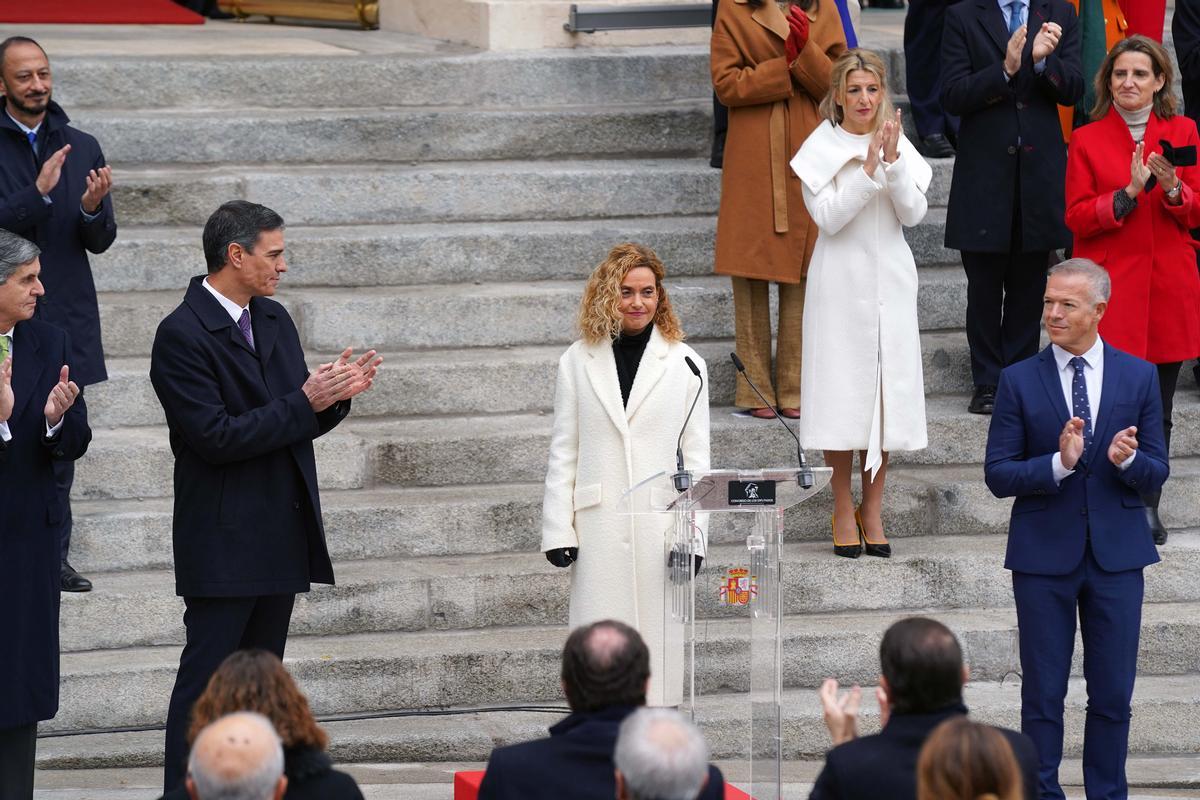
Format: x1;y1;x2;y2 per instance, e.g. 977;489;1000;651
217;0;378;29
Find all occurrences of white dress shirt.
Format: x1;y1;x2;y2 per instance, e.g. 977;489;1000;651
1050;337;1134;482
202;277;250;325
0;325;65;443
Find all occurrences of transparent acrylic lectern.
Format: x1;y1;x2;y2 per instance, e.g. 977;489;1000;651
620;466;831;800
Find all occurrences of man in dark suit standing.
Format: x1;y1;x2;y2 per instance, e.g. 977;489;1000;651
0;35;116;592
904;0;963;158
479;620;725;800
809;617;1038;800
150;200;381;793
0;229;91;798
985;259;1168;800
942;0;1082;414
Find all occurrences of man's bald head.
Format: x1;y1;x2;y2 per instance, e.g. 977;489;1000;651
185;712;287;800
561;619;651;712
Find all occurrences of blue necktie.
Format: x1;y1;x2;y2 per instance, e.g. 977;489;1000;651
1006;0;1024;34
1070;356;1093;464
26;130;36;152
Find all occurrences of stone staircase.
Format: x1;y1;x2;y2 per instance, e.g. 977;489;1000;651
34;19;1200;791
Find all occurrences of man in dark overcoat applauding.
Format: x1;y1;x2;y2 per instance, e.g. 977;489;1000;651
150;200;381;793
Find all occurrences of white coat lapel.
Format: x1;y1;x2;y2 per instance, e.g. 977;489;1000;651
583;340;629;435
625;326;669;421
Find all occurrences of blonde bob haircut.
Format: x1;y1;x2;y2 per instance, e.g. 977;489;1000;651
820;48;895;130
1090;35;1177;121
577;243;684;345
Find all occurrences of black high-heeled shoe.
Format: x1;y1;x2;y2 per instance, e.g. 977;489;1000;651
855;508;892;558
831;514;863;559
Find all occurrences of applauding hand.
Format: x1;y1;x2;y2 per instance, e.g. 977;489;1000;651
1108;426;1139;466
1127;142;1152;198
1004;24;1026;77
881;109;902;164
44;365;80;429
819;678;862;746
1059;416;1085;470
784;6;810;64
1031;21;1063;63
0;356;12;424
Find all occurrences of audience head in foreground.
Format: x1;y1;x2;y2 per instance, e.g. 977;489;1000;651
809;617;1037;800
615;708;710;800
168;649;363;800
186;712;286;800
562;619;651;712
477;620;724;800
917;717;1023;800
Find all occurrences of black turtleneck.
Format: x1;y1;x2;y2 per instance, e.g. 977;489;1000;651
613;323;654;407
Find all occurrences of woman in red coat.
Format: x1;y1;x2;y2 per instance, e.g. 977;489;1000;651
1065;35;1200;544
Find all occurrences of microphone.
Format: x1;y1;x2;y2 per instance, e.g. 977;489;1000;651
673;356;704;492
730;352;814;489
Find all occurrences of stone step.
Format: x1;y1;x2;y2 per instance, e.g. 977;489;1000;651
107;159;955;227
88;213;960;294
72;392;1200;500
56;533;1200;656
76;103;711;165
67;460;1200;574
94;269;965;358
37;667;1200;761
86;329;975;428
52;47;717;111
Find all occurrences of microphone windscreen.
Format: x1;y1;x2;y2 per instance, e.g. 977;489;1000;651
684;356;701;377
730;352;746;372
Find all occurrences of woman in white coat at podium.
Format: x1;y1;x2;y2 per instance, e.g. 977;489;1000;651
789;49;930;559
541;243;710;707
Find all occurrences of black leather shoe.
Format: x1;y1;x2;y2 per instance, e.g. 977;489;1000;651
968;385;996;415
61;563;93;592
918;134;956;158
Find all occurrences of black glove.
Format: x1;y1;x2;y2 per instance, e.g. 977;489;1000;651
545;547;578;568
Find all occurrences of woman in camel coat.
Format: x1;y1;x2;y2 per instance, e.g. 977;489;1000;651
711;0;846;417
541;243;710;707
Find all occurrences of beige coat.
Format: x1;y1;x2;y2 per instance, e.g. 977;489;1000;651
541;327;710;706
711;0;846;283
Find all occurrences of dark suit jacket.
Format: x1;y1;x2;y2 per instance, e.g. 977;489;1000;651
941;0;1083;253
1175;0;1200;127
0;100;116;387
0;318;91;728
149;276;346;597
809;704;1039;800
985;342;1168;575
478;705;725;800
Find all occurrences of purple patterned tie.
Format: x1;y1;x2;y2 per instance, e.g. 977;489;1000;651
237;309;255;350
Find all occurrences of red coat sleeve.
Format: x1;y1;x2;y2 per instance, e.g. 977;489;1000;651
1065;129;1124;239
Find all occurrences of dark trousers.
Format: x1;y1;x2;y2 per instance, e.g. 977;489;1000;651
903;0;962;140
0;723;37;800
53;458;73;564
1013;544;1143;800
162;593;296;792
1156;361;1182;453
961;249;1050;387
711;0;728;168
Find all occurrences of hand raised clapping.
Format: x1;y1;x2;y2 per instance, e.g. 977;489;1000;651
1127;142;1152;197
818;678;862;746
301;347;383;412
1031;21;1063;62
81;166;113;214
881;109;902;164
1146;151;1180;197
0;356;12;424
44;365;80;428
1059;416;1085;470
1108;426;1139;466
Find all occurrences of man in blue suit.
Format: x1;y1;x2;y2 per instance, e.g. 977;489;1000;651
150;200;381;792
985;258;1168;800
0;229;91;798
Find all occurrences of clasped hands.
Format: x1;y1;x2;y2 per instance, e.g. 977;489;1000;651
819;678;889;747
864;109;903;178
1;360;81;430
1126;142;1181;201
301;347;383;412
784;5;809;64
34;144;114;214
1004;21;1063;77
1059;417;1139;469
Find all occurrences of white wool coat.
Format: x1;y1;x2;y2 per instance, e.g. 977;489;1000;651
541;326;710;706
790;121;931;476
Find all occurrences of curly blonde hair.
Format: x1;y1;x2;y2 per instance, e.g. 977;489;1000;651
819;48;895;130
577;243;684;345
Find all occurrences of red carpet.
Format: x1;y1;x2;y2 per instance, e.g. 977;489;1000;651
0;0;204;24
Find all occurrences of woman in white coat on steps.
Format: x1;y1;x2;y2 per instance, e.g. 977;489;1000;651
541;243;710;707
790;49;931;559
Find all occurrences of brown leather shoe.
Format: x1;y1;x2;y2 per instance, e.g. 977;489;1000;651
748;407;778;419
778;407;800;419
